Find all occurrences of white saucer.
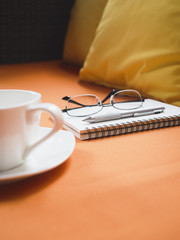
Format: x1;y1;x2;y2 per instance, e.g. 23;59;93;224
0;127;75;183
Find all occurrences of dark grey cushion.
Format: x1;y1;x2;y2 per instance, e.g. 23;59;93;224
0;0;75;64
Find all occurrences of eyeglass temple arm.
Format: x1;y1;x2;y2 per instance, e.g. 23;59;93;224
62;96;86;107
102;89;117;103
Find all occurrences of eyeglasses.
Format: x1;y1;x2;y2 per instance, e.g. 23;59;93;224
62;89;144;117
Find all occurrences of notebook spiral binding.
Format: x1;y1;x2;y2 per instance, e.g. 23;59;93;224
85;114;180;140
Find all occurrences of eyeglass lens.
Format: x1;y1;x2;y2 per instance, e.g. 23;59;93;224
66;95;102;117
112;90;143;110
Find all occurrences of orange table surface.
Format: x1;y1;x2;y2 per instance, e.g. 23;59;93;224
0;60;180;240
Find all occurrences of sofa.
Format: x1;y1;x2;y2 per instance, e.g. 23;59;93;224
0;1;180;240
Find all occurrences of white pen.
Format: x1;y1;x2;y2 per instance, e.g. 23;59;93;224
83;107;165;123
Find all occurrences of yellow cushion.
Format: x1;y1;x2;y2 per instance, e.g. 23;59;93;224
63;0;108;66
80;0;180;106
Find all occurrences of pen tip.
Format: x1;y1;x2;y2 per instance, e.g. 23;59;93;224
83;117;90;121
83;117;93;122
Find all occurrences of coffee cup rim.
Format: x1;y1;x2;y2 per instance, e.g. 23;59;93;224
0;89;41;110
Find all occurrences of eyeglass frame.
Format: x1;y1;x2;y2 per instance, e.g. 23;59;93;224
62;89;144;117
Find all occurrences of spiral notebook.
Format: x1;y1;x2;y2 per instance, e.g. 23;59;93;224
63;99;180;140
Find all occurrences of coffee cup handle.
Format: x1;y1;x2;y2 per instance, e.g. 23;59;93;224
24;103;63;158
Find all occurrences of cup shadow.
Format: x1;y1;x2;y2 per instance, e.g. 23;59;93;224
0;158;71;201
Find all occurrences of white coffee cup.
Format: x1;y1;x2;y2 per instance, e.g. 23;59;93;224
0;89;63;171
